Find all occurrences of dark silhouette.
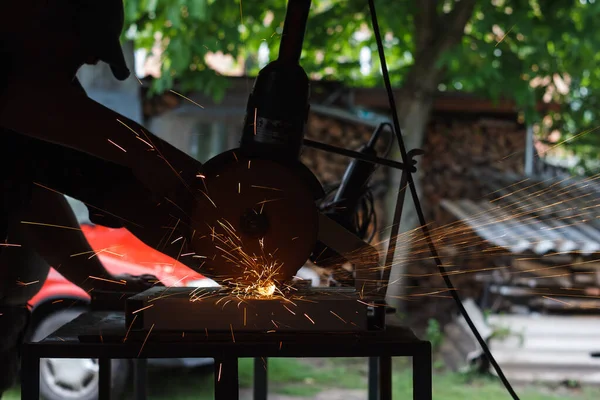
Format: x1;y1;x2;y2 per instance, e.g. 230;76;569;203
0;0;210;395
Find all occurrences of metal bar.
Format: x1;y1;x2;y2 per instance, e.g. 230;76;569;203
380;166;410;294
133;358;148;400
214;358;239;400
378;356;392;400
254;357;268;400
316;213;381;295
278;0;312;64
303;139;413;172
525;125;534;176
20;345;39;400
99;358;112;400
368;357;379;400
413;343;432;400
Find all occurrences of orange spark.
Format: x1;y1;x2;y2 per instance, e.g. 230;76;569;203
136;136;154;148
169;89;205;109
283;304;296;315
16;280;39;286
542;296;573;307
132;304;155;314
116;119;140;136
21;221;81;231
251;185;283;191
88;276;126;285
303;313;315;324
256;198;283;205
330;311;346;323
495;25;514;47
253;108;257;135
138;323;154;357
124;315;138;343
107;139;127;152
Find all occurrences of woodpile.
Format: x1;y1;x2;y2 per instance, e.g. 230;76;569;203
421;116;525;223
405;114;528;327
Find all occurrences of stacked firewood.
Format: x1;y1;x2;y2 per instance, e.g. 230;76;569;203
421;116;526;221
405;114;527;326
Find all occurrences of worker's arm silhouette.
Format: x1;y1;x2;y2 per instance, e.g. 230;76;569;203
0;0;215;276
18;185;159;293
1;108;209;275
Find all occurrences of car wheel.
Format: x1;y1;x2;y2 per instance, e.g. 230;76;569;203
31;308;129;400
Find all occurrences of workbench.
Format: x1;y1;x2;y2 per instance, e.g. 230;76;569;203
21;311;432;400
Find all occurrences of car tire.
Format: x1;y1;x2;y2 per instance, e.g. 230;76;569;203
31;307;129;400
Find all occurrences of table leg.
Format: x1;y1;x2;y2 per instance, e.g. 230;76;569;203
214;357;239;400
368;357;379;400
378;356;392;400
413;343;432;400
99;358;112;400
133;359;148;400
20;345;39;400
254;357;268;400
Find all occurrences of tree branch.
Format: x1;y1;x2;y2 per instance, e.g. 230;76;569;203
438;0;478;52
414;0;440;56
411;0;477;80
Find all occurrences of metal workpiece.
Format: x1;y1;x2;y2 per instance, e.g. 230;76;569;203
125;286;385;333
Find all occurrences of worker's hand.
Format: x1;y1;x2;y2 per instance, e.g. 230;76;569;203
113;273;162;293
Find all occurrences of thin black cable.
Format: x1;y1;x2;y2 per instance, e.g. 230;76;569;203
366;1;521;399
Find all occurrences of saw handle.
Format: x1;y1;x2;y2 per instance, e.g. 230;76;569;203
278;0;312;65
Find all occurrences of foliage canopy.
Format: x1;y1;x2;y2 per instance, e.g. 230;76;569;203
123;0;600;172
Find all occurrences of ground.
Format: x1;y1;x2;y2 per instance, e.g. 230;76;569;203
5;358;600;399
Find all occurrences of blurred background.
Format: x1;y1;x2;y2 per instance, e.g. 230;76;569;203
7;0;600;399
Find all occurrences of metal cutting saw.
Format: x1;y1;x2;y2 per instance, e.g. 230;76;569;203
126;0;396;333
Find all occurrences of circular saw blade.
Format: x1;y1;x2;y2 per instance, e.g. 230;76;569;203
190;150;319;286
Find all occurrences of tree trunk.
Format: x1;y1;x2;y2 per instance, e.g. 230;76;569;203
383;87;435;312
382;0;477;313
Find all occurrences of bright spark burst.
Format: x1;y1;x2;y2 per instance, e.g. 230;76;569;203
191;218;286;301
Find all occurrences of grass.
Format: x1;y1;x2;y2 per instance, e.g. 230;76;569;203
5;357;600;399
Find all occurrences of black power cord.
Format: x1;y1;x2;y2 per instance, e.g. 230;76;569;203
366;1;521;399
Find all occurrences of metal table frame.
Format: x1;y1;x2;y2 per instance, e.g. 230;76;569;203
21;312;431;400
